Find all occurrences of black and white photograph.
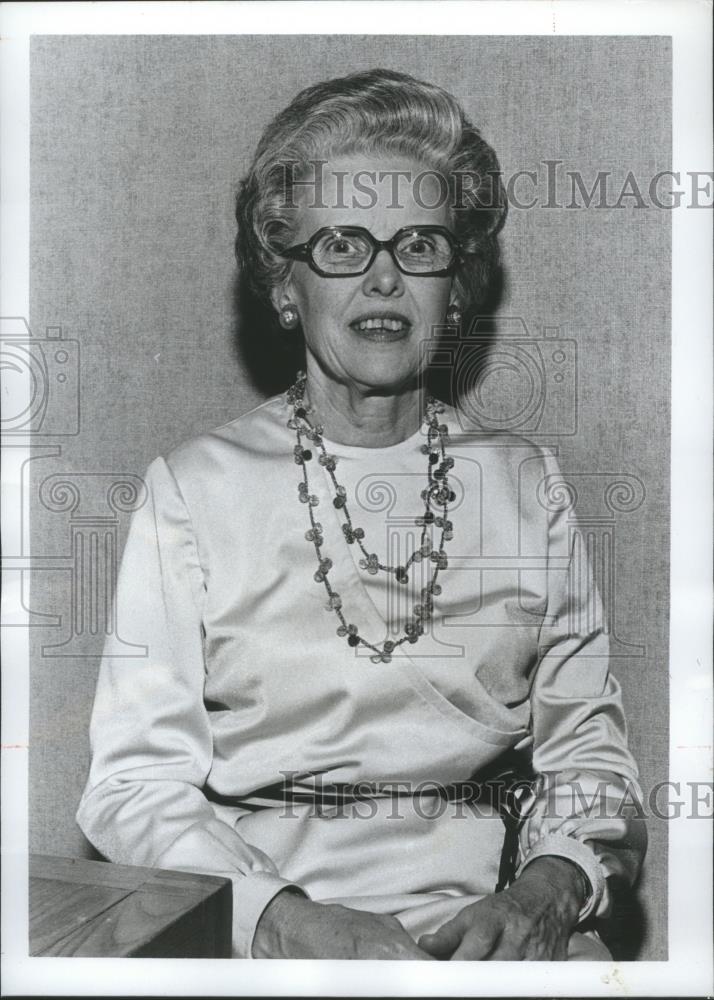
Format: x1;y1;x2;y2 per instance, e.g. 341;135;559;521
1;2;711;996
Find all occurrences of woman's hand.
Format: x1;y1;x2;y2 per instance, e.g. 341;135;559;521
418;857;586;961
253;889;436;960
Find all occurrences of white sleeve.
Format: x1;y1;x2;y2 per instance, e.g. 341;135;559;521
515;449;647;922
76;456;307;957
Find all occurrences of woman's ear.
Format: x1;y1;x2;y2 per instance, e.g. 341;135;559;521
270;276;296;315
271;280;301;331
270;286;285;314
446;287;463;327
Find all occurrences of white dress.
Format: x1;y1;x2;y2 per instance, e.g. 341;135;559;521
77;394;645;958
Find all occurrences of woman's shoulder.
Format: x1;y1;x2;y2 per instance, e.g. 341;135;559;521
439;403;564;514
161;393;290;482
442;402;557;464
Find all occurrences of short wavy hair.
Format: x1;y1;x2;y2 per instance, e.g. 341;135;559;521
235;69;507;319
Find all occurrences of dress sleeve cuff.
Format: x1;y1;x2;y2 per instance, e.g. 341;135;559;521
515;833;606;923
231;871;310;958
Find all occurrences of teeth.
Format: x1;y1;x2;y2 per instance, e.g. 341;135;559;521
355;318;407;332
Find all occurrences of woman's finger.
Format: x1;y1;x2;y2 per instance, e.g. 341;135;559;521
391;931;438;960
449;924;502;961
418;911;470;957
418;931;456;957
483;934;526;961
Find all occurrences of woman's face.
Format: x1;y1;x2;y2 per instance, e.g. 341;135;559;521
276;154;457;394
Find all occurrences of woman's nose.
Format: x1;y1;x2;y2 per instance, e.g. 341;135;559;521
361;249;404;297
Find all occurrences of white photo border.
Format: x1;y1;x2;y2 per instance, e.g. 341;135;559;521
1;1;712;996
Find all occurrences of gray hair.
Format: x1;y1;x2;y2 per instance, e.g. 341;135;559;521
235;68;507;317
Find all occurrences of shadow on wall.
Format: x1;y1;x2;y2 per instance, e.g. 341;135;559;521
231;270;305;398
596;880;648;961
230;263;508;405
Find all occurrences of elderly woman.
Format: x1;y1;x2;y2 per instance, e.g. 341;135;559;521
77;69;645;961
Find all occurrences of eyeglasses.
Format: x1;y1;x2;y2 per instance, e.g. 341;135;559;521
278;225;462;277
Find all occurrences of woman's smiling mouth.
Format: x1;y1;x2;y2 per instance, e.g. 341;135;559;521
349;314;412;341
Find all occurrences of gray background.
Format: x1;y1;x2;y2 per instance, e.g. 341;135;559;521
28;35;670;959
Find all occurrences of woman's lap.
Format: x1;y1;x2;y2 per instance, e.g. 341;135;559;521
231;803;613;961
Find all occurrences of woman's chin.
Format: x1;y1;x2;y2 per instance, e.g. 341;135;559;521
338;336;422;388
339;360;419;393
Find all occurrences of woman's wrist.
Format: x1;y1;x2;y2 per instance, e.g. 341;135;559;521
510;856;588;924
252;887;312;958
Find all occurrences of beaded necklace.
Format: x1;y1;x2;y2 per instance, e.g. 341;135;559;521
286;371;455;663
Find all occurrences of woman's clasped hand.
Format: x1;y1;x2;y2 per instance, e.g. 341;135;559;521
418;857;585;961
253;857;584;960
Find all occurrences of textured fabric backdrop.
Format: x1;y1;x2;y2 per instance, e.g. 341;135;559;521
28;35;670;959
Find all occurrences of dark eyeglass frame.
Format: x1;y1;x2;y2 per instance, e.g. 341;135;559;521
278;225;463;278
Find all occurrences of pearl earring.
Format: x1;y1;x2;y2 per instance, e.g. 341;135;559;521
279;305;299;330
446;304;462;326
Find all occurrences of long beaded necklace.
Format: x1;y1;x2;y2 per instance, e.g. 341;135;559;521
286;371;455;663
